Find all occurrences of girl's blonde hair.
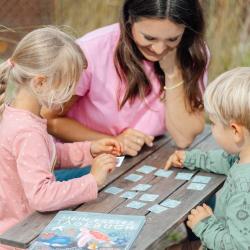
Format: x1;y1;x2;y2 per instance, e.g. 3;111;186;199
0;26;87;115
204;67;250;130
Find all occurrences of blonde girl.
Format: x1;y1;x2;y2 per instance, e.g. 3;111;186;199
0;27;121;240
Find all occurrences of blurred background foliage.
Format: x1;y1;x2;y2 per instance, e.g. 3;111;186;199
0;0;250;81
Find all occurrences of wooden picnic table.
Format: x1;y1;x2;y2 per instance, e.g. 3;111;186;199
0;125;225;250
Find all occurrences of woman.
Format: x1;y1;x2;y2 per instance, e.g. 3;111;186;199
42;0;209;157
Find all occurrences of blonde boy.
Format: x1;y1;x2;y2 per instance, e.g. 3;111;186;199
165;67;250;249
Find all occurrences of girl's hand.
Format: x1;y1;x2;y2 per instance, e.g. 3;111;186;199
165;150;186;169
187;204;213;230
91;154;116;187
115;128;154;156
91;138;122;157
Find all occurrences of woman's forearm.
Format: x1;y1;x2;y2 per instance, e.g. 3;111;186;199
47;117;112;142
165;86;205;148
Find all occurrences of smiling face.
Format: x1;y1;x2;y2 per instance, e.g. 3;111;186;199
131;18;185;62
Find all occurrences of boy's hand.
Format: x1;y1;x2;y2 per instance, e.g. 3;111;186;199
165;150;186;169
186;204;213;230
91;154;116;187
91;138;122;157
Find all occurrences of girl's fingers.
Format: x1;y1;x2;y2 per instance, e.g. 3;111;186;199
111;149;121;156
105;161;117;173
104;140;121;152
119;142;124;154
96;154;115;162
106;146;114;152
110;146;121;155
112;140;122;153
102;156;116;164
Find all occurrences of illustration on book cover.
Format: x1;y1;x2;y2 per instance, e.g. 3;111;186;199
29;211;145;250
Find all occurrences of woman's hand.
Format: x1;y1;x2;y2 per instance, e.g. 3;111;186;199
116;128;154;156
165;150;186;169
90;138;122;157
187;204;213;230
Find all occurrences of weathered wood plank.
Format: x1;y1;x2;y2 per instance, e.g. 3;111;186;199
0;212;57;248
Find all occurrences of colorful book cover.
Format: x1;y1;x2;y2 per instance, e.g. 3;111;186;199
29;211;145;250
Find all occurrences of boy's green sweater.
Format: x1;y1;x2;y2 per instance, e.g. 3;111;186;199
184;149;250;250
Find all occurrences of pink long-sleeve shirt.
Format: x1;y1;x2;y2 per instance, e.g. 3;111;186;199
67;23;208;137
0;106;98;238
67;23;166;136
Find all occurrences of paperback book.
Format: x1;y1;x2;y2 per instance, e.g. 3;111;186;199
29;210;145;250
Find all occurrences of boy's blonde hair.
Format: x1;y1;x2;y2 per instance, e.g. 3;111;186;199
0;26;87;115
204;67;250;130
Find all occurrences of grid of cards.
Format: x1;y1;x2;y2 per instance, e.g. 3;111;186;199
104;164;212;214
187;175;211;191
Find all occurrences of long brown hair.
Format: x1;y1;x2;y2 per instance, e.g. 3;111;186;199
114;0;208;111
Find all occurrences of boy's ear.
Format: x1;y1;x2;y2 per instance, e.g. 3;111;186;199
230;122;244;144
